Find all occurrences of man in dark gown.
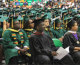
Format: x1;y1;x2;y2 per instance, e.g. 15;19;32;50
29;18;75;65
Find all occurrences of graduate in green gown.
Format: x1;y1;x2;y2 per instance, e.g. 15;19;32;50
0;15;10;43
43;15;54;38
2;16;31;65
53;19;66;38
23;15;34;39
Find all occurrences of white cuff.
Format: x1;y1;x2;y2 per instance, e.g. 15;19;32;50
15;46;20;50
24;46;28;48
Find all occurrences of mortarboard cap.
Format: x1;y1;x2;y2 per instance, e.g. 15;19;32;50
0;16;9;22
33;18;44;29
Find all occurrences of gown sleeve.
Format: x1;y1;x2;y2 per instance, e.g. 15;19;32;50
29;36;52;56
46;35;59;51
2;30;16;49
63;34;75;52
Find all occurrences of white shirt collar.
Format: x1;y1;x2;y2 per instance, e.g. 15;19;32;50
64;30;77;36
67;30;77;33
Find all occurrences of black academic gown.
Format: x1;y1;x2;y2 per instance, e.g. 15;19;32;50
63;32;80;65
29;32;75;65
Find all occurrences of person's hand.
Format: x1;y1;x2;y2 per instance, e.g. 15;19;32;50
74;47;80;51
59;36;64;42
23;47;29;51
19;49;26;53
51;51;58;56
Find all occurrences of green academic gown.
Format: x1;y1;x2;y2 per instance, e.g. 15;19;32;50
44;27;54;38
53;27;66;38
2;28;29;64
24;29;34;39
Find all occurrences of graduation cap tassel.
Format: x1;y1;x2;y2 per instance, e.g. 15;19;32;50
54;21;55;30
63;15;64;24
12;18;13;28
3;20;6;31
54;16;56;29
20;20;21;28
22;19;24;28
66;20;68;28
22;16;24;28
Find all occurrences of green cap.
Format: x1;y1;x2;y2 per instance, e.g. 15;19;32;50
42;14;48;19
61;9;68;14
3;8;8;11
0;16;9;22
55;19;62;23
64;16;73;21
74;14;80;18
3;11;8;16
10;11;14;16
18;15;23;20
20;11;26;16
29;14;36;20
31;10;36;14
12;16;19;22
36;13;41;18
24;15;29;21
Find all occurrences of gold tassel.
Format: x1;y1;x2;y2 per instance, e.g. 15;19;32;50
11;18;13;28
54;21;55;29
63;15;64;24
3;20;6;31
54;16;56;29
22;16;24;28
66;20;68;28
20;20;22;28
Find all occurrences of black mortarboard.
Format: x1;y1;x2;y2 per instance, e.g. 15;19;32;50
33;18;44;29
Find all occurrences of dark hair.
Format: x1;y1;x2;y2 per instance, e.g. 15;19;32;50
67;19;77;30
55;19;61;27
44;18;51;23
34;19;44;30
23;20;29;29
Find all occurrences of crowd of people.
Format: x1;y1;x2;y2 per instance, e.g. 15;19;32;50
0;0;80;65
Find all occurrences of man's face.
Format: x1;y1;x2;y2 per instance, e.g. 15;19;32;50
44;19;50;27
37;22;46;32
29;19;34;28
57;23;61;27
14;21;20;29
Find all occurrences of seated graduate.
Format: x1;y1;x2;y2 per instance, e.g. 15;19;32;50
29;18;75;65
2;16;31;65
23;15;34;39
63;19;80;65
43;15;54;38
53;19;66;39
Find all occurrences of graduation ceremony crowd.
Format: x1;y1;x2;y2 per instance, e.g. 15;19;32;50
0;0;80;65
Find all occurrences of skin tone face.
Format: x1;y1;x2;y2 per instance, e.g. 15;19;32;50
71;22;78;31
13;21;20;29
44;19;50;27
6;22;10;29
28;19;34;28
37;22;46;32
57;23;61;27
